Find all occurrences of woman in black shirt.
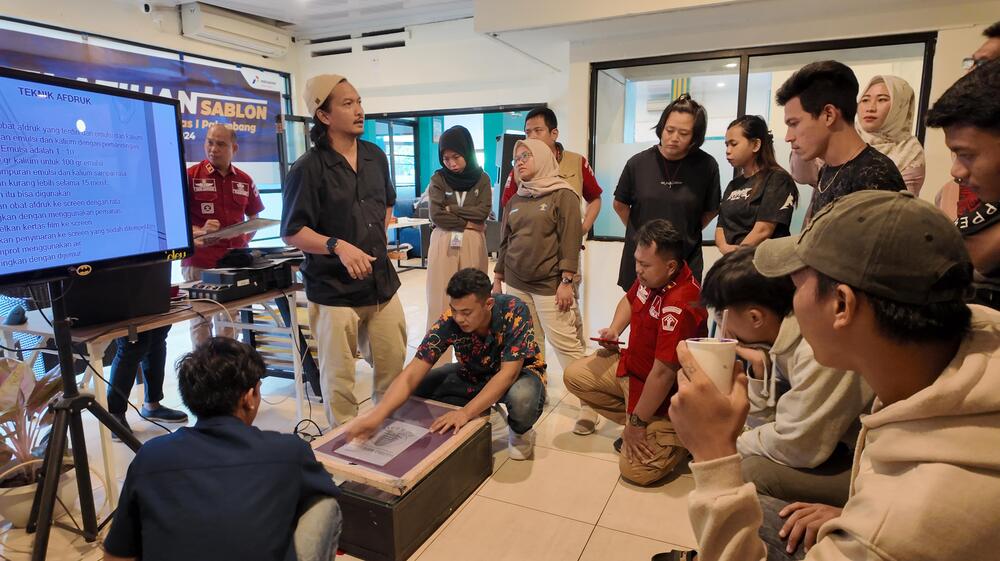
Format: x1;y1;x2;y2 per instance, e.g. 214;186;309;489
613;94;720;288
716;115;798;254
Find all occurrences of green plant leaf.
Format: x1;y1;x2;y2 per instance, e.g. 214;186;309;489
0;359;31;411
25;370;63;416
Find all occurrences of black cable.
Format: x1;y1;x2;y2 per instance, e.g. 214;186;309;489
280;288;322;440
34;306;175;436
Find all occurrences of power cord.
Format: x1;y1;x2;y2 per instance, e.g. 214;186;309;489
280;289;323;441
34;306;175;437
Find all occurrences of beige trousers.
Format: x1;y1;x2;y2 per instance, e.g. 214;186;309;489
564;349;688;486
182;266;235;347
425;228;488;331
308;294;407;426
505;285;586;370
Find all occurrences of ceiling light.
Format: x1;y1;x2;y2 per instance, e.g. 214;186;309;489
725;62;738;68
717;82;726;87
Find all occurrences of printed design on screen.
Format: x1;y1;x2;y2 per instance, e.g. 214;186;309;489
335;420;430;467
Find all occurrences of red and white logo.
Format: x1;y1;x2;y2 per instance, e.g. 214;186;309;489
233;182;250;197
661;306;682;332
662;314;678;332
201;202;215;215
193;178;216;192
637;285;649;304
648;295;663;319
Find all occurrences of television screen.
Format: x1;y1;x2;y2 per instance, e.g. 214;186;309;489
0;66;192;286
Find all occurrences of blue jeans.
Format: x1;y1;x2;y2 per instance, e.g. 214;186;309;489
107;325;171;415
414;363;545;434
293;495;342;561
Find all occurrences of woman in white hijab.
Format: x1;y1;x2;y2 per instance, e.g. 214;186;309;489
790;74;925;195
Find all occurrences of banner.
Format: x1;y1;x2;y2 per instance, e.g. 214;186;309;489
0;27;284;163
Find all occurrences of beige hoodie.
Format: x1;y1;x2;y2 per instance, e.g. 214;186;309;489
688;305;1000;561
738;314;875;468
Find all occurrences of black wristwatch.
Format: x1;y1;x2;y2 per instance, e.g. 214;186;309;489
325;236;339;255
628;413;649;428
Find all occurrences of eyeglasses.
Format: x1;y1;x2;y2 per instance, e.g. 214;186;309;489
511;152;533;166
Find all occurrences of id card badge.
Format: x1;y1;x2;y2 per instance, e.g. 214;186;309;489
449;232;464;249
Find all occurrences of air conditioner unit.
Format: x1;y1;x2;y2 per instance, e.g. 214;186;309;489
180;2;291;57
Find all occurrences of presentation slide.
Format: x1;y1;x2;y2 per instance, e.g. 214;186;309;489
0;73;189;277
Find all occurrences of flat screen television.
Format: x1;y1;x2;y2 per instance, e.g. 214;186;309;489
0;65;192;288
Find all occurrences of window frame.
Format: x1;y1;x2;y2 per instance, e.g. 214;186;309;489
587;32;938;242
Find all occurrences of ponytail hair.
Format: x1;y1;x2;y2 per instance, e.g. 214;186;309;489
727;115;797;206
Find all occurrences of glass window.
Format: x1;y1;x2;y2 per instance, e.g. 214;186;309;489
590;37;932;241
746;43;926;233
592;58;740;238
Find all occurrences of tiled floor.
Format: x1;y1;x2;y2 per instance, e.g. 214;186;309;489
0;261;698;560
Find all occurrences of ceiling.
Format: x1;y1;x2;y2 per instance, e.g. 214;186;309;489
149;0;475;40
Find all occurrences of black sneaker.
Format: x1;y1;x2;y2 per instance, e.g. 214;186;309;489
141;405;189;423
613;437;623;454
652;551;697;561
110;414;132;442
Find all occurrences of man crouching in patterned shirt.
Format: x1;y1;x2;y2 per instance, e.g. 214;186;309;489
346;268;546;460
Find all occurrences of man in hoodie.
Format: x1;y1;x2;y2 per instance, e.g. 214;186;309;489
700;248;874;507
667;189;1000;561
928;57;1000;310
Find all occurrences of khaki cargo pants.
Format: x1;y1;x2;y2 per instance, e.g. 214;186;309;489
563;349;687;486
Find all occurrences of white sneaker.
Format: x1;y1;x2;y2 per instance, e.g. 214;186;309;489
573;405;599;435
508;428;536;460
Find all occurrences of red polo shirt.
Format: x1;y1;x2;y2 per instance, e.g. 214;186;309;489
617;264;707;416
183;160;265;269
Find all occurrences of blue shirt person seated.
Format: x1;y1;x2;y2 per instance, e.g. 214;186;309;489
102;338;342;561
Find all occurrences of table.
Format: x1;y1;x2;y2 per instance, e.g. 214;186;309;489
387;218;430;271
0;284;305;508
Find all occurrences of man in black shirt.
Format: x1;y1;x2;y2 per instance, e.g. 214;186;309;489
281;74;407;426
928;57;1000;310
776;61;905;219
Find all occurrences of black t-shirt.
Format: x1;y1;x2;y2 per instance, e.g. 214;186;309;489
281;141;401;307
718;170;798;245
809;145;905;216
102;416;340;561
614;146;721;288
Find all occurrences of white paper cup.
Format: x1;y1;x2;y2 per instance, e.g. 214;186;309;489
685;338;738;394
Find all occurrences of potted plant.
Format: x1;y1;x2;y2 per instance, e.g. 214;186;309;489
0;357;77;528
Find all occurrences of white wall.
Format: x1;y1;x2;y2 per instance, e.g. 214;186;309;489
291;18;566;117
1;0;298;75
924;23;994;197
474;0;744;33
